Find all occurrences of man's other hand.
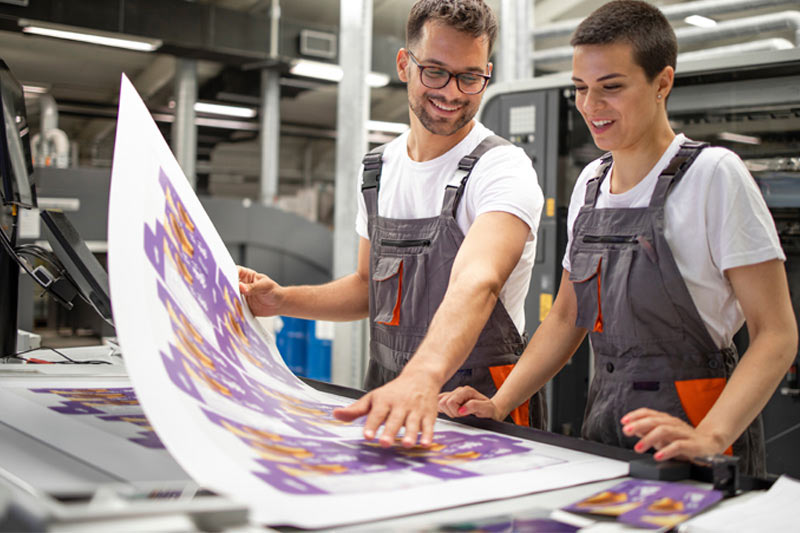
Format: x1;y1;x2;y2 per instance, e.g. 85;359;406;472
333;369;439;448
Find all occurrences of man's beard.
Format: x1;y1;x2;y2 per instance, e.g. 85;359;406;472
409;92;477;136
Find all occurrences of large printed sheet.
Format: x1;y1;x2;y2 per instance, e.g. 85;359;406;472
107;75;628;528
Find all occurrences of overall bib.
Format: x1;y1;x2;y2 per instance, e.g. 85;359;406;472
569;141;766;476
361;135;546;428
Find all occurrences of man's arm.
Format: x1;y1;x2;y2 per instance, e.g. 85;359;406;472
333;211;532;446
438;270;587;420
238;237;371;321
622;259;798;460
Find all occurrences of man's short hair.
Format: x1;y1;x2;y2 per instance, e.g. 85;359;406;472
570;0;677;81
406;0;498;56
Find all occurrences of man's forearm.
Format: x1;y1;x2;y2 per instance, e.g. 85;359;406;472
280;273;369;321
400;276;500;386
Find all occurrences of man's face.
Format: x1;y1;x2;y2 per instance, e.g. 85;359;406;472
399;21;492;137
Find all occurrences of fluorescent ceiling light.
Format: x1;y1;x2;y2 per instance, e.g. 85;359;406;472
718;131;761;145
366;72;390;88
290;59;390;88
22;84;49;94
194;102;257;119
367;120;408;134
19;19;161;52
684;15;718;28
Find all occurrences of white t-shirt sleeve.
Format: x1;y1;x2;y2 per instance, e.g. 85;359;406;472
704;149;786;272
355;162;369;240
462;145;544;237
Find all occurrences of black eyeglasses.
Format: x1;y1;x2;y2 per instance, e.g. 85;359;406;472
406;50;491;95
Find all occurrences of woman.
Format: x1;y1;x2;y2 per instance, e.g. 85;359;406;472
438;0;797;476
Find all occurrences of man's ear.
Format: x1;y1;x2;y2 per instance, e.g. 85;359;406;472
397;48;410;83
487;62;493;77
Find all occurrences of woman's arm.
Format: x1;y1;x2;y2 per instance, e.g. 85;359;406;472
623;258;797;460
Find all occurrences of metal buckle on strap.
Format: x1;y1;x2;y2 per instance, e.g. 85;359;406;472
660;155;689;177
458;155;479;171
362;153;383;171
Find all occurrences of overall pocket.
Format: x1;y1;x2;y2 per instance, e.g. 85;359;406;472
569;252;604;332
372;256;403;326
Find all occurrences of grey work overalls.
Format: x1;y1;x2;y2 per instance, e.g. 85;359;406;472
360;135;546;429
569;141;766;476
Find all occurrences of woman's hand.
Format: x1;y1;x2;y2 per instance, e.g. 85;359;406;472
621;408;727;461
438;386;505;421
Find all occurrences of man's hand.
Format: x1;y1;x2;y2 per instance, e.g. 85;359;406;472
238;266;285;317
437;386;504;421
621;408;726;462
333;369;440;448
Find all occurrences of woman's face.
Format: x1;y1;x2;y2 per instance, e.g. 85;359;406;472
572;42;670;153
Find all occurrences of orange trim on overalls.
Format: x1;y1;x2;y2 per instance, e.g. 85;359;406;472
376;261;403;326
593;257;604;333
674;377;733;455
489;364;530;426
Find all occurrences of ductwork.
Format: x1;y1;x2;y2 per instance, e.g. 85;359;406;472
32;93;70;168
531;11;800;66
532;0;799;40
678;37;794;62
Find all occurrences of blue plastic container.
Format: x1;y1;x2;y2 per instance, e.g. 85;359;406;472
275;316;309;376
305;320;333;382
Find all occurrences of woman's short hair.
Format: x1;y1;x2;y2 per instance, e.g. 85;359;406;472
570;0;677;80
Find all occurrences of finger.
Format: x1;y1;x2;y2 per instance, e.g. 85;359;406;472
378;408;407;447
363;400;392;442
442;387;484;416
635;425;683;454
654;440;690;462
620;407;660;425
420;413;436;447
401;413;421;448
437;395;458;418
461;399;494;419
332;395;371;423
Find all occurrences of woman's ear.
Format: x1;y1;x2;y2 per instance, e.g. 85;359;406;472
657;65;675;100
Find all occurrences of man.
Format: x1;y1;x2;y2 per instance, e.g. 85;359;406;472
239;0;544;448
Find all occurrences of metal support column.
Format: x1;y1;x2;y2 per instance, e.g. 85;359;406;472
260;69;281;205
332;0;372;388
260;0;281;205
172;58;197;188
499;0;534;82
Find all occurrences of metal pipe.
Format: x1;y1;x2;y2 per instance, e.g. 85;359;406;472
678;37;794;62
533;0;798;40
531;11;800;66
498;0;533;82
259;69;280;205
172;58;198;188
332;0;372;388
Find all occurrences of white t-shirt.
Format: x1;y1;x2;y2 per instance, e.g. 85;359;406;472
356;121;544;335
563;133;785;348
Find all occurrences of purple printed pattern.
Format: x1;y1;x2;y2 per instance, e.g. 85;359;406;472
143;169;293;388
29;388;164;449
155;281;345;437
203;408;533;495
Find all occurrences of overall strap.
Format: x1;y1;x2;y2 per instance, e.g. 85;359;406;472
582;153;613;208
649;141;708;207
360;143;388;217
446;135;512;217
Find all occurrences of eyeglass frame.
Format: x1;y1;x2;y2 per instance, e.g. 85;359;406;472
405;50;491;95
